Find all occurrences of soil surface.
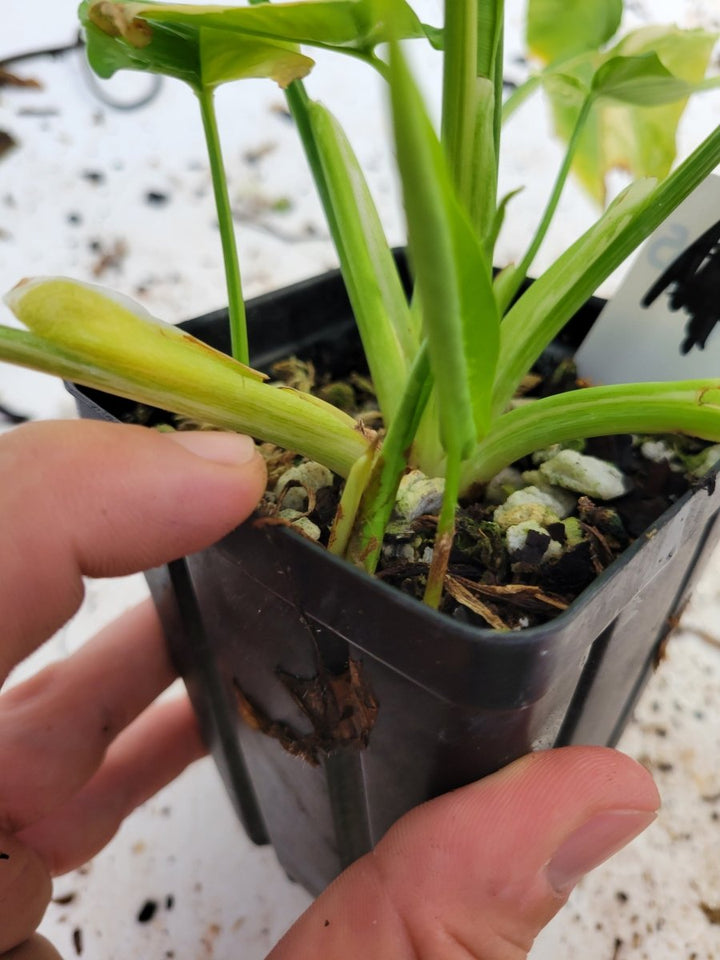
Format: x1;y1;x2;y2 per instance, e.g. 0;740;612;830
129;350;715;631
255;355;716;630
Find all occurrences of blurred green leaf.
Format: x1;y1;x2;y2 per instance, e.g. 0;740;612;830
592;52;720;106
542;25;718;203
527;0;622;65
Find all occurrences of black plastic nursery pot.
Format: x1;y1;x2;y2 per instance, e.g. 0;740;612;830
70;262;720;896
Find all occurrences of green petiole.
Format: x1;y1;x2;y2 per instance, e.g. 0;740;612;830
197;87;248;366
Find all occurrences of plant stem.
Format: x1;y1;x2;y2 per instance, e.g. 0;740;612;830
197;86;248;365
490;2;504;171
345;344;432;573
496;95;593;312
327;444;377;557
441;0;479;208
423;448;460;609
285;81;337;235
461;379;720;489
476;0;504;171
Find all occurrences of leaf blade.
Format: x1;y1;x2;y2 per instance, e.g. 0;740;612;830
527;0;622;65
389;43;499;455
89;0;427;57
306;101;415;424
2;278;370;476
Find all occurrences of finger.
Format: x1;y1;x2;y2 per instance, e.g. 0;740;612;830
2;936;63;960
0;600;176;831
0;420;266;682
0;833;52;953
18;696;205;876
270;747;659;960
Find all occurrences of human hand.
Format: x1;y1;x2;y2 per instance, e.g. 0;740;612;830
0;420;267;956
0;421;660;960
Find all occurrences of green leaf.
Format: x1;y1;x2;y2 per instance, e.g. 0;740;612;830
199;28;315;88
466;379;720;487
80;0;314;89
527;0;622;65
389;43;499;458
541;25;718;203
592;52;720;106
306;100;415;424
2;277;370;477
86;0;427;60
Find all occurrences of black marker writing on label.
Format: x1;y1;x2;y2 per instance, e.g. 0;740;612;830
642;218;720;355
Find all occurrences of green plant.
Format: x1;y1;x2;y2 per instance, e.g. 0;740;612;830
2;0;720;608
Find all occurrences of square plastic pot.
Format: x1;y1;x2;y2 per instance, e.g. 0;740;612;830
69;262;720;896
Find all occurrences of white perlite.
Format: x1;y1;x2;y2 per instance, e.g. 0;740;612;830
506;520;563;561
640;439;676;464
493;485;574;529
274;461;334;511
395;470;445;520
539;449;631;500
277;509;322;541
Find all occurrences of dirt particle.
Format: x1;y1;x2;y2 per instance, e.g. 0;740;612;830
72;928;83;955
53;892;77;906
145;190;169;206
90;238;128;277
700;902;720;924
324;919;330;927
0;131;17;161
616;891;629;904
0;69;42;89
165;894;175;910
137;899;158;923
270;102;292;122
82;170;105;184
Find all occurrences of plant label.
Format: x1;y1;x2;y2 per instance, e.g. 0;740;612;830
575;174;720;385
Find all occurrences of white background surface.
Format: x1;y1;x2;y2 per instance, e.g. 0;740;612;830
1;1;720;957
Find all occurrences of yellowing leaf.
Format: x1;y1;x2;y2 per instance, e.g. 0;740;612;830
5;277;266;385
542;25;718;204
527;0;622;65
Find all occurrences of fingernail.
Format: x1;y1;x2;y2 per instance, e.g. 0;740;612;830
547;809;657;894
167;431;258;465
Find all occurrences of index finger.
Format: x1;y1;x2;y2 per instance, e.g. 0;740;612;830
0;420;266;683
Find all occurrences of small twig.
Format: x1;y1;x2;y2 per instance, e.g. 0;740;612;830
0;33;163;113
686;625;720;649
0;34;83;70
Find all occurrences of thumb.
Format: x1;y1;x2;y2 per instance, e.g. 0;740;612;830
270;747;659;960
